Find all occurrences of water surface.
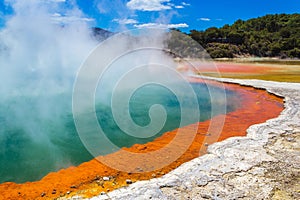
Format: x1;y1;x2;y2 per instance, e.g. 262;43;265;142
0;82;239;183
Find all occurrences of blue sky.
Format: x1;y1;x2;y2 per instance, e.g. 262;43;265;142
0;0;300;32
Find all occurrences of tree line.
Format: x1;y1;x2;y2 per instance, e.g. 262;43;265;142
169;13;300;59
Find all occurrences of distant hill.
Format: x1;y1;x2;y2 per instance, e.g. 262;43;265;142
91;27;114;41
174;13;300;59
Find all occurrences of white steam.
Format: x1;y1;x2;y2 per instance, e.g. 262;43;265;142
0;0;178;182
0;0;226;184
0;0;96;95
0;0;98;182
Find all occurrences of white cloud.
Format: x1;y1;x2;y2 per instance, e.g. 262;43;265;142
52;13;61;17
127;0;172;11
96;0;110;14
175;5;184;9
43;0;66;3
134;23;188;29
96;0;130;19
51;13;94;24
112;18;138;24
126;0;190;11
50;0;66;2
182;2;191;6
198;18;211;21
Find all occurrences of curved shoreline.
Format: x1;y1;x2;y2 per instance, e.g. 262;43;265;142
0;78;284;200
87;77;300;200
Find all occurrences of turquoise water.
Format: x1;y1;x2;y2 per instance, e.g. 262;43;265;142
0;82;239;183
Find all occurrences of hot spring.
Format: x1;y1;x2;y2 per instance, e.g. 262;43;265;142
0;80;240;183
0;0;241;184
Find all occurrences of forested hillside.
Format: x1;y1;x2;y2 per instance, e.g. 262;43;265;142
174;14;300;58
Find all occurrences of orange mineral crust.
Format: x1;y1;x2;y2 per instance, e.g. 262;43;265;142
214;62;275;74
0;79;284;200
199;62;277;74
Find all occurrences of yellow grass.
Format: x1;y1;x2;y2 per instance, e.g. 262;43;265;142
208;60;300;83
207;73;300;82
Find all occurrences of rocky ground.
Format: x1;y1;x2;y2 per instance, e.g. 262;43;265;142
70;77;300;200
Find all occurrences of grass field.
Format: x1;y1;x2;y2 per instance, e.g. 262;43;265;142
206;73;300;82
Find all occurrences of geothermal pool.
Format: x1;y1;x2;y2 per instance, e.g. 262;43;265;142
0;82;239;184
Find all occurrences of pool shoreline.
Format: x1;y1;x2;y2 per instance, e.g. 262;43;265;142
0;77;284;200
87;77;300;200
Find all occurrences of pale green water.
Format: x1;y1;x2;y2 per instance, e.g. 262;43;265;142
0;82;239;183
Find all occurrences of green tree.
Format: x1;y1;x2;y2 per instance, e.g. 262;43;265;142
185;13;300;58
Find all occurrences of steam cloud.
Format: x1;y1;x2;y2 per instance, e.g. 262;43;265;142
0;0;229;183
0;0;178;182
0;0;99;182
